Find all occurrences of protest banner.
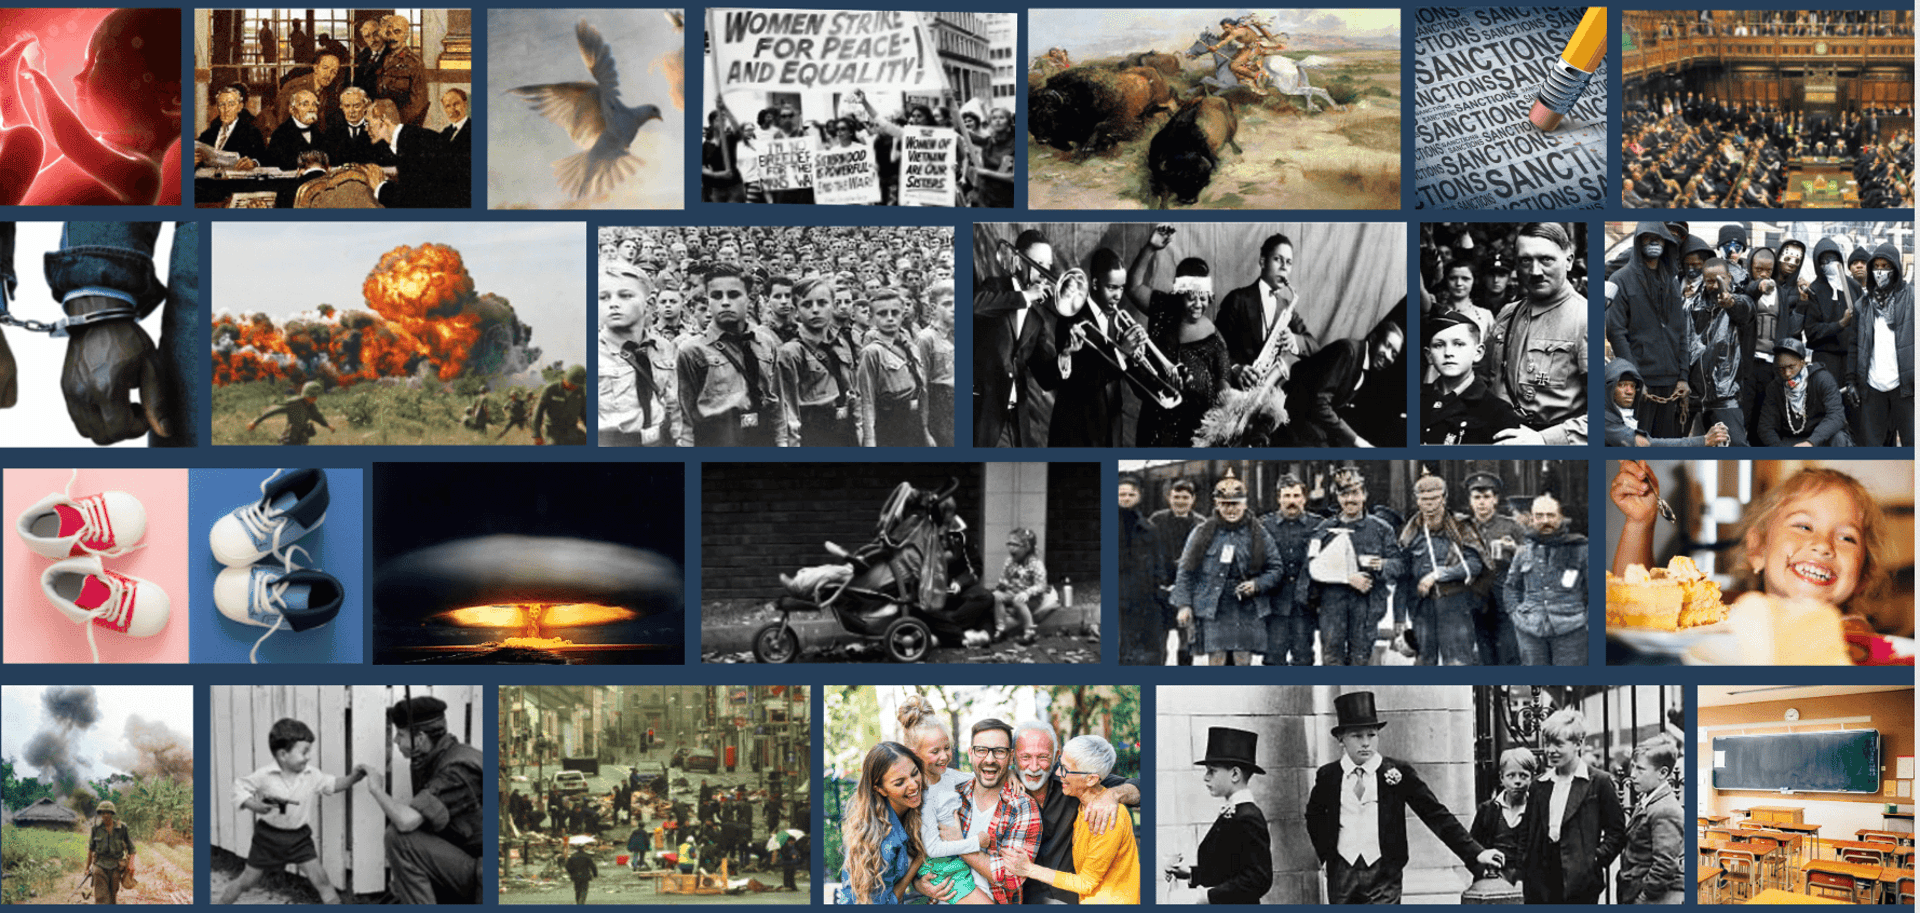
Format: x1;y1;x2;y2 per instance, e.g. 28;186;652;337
812;144;881;204
898;126;957;206
711;9;945;93
758;136;814;190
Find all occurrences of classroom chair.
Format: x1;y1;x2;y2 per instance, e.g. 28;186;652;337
1841;846;1888;867
1806;870;1859;904
1895;875;1912;905
1717;849;1760;903
1866;833;1901;845
1743;837;1784;890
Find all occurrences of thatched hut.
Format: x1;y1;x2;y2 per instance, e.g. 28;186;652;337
9;797;79;830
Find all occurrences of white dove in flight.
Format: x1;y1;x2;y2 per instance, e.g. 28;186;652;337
507;19;663;201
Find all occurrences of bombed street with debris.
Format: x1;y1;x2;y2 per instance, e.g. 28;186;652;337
497;687;810;904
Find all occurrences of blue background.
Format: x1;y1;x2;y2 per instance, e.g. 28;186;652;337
187;467;366;664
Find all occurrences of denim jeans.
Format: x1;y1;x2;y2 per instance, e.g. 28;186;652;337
45;223;201;447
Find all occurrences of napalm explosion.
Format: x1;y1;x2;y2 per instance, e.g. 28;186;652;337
212;243;541;388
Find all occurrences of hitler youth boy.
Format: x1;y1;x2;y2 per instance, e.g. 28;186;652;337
1167;726;1272;903
219;718;368;903
1421;311;1521;444
1305;691;1503;904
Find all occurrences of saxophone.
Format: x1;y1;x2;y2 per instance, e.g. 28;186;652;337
1192;286;1302;447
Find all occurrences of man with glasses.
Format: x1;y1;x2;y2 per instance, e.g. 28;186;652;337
932;719;1040;904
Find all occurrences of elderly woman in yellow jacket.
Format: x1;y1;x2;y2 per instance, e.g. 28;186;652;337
999;735;1140;904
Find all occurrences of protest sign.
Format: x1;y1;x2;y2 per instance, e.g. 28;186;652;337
711;9;945;93
898;126;957;206
812;144;881;204
758;136;814;190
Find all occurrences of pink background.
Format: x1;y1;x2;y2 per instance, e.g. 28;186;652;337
4;468;191;663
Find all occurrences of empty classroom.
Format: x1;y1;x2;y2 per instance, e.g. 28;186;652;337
1698;686;1915;905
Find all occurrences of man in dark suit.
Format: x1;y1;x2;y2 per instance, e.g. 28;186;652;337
325;87;381;165
1215;233;1317;383
1305;691;1503;904
1520;709;1625;904
973;229;1058;447
1282;310;1404;447
438;88;473;208
196;85;268;169
1167;727;1271;903
362;98;450;208
1032;246;1147;446
266;89;333;171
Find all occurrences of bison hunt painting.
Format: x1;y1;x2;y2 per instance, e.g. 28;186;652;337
1028;9;1402;210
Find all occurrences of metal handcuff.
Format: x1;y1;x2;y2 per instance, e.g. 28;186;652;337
0;282;139;338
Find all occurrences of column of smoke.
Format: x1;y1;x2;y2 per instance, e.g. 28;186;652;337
211;242;543;389
105;716;195;783
23;685;99;796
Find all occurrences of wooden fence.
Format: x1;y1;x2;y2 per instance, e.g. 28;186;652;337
209;685;484;895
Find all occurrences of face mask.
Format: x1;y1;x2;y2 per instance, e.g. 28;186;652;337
1684;267;1703;283
1874;269;1893;287
1822;261;1842;279
1641;241;1665;260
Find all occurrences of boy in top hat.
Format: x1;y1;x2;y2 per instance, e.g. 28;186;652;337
1167;726;1272;903
1305;691;1502;904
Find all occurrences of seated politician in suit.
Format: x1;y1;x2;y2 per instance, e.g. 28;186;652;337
361;98;451;208
267;89;334;171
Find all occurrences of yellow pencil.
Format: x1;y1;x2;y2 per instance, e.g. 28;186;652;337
1529;7;1606;132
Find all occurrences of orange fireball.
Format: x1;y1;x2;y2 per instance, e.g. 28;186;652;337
363;243;483;381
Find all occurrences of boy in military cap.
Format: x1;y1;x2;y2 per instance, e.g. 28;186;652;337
86;800;136;904
1166;726;1272;903
1422;312;1522;445
354;695;483;903
532;366;588;446
249;381;334;445
1305;691;1502;904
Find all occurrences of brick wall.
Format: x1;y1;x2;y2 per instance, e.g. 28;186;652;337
701;463;986;602
1046;462;1099;584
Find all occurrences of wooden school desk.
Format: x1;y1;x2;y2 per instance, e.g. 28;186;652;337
1744;887;1848;904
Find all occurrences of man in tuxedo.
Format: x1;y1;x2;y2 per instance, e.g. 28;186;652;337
1305;691;1503;904
1282;310;1404;447
1032;247;1146;446
1216;233;1316;385
326;87;381;165
361;99;449;208
438;89;473;207
1167;727;1272;903
266;89;333;171
973;229;1059;447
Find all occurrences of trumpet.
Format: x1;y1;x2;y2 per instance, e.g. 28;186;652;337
994;239;1186;410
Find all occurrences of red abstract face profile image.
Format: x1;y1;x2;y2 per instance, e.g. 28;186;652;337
0;8;183;205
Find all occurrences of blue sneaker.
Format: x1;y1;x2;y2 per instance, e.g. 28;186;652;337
209;468;329;567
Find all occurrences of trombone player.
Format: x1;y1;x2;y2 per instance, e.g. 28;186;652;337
974;229;1061;447
1035;247;1155;446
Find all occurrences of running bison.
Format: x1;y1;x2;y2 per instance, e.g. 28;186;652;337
1147;95;1241;208
1117;50;1183;77
1029;65;1174;156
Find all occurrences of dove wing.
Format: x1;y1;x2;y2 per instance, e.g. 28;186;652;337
506;82;607;150
576;19;623;103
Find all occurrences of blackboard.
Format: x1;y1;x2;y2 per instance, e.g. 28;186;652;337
1712;730;1881;794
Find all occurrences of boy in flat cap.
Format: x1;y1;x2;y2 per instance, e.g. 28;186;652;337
354;695;484;903
1305;691;1502;903
1166;726;1272;903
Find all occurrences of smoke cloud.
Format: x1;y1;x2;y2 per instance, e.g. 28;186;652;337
103;715;194;783
23;686;100;790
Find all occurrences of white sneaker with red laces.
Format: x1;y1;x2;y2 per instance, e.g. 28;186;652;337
14;469;148;560
40;556;171;662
